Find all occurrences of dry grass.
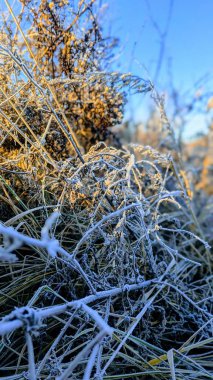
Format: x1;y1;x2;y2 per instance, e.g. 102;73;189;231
0;1;212;379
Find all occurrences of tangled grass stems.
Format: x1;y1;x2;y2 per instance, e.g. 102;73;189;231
0;1;212;377
0;142;212;379
0;45;84;164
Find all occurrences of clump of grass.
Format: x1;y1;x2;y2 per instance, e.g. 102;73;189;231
0;1;212;379
0;140;212;379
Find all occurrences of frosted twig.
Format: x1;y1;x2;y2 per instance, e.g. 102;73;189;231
81;303;113;336
0;214;96;293
0;280;154;336
83;344;99;380
26;332;36;380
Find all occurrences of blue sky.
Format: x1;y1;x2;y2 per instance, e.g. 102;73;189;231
104;0;213;138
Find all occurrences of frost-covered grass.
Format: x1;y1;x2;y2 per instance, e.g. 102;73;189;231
0;141;212;379
0;1;212;378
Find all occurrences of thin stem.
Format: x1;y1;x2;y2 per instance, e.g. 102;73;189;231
83;344;99;380
26;332;36;380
